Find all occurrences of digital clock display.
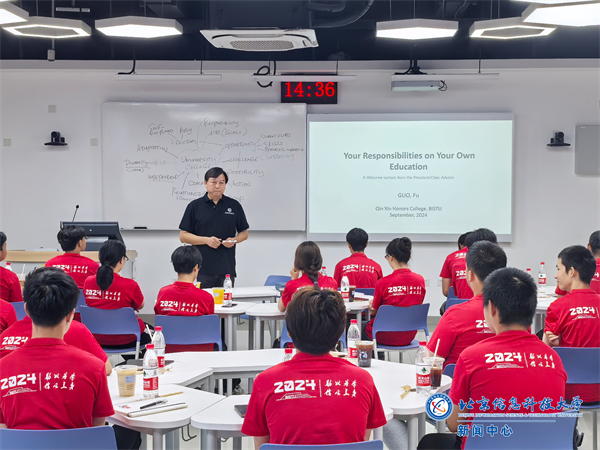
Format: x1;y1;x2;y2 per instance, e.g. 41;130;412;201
281;81;338;104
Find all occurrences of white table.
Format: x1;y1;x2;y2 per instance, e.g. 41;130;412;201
214;302;257;351
346;300;371;330
205;286;279;303
108;361;213;390
108;383;224;450
245;303;286;349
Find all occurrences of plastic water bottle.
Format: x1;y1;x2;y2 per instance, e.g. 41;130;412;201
526;268;532;278
282;347;294;362
347;319;361;363
223;274;233;306
341;276;350;302
5;262;12;272
152;326;166;375
320;266;327;277
415;341;431;394
538;262;547;287
143;343;159;398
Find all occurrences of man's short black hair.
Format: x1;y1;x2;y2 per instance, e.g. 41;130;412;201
589;230;600;256
466;241;507;282
465;228;497;248
458;232;470;249
558;245;596;285
24;267;80;327
0;231;6;249
57;226;86;252
204;167;229;183
171;245;202;275
286;288;346;355
346;228;368;252
483;267;537;328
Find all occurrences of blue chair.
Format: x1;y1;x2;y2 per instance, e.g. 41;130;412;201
264;275;292;288
372;303;430;362
155;314;223;350
447;286;456;299
0;426;117;450
75;288;86;312
280;320;346;350
443;363;456;379
355;288;375;296
262;441;383;450
464;415;577;449
554;347;600;450
445;298;468;311
79;306;142;358
11;301;26;321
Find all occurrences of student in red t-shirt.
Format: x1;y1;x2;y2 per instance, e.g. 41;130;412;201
334;228;383;289
364;237;425;346
45;226;99;289
427;241;506;368
554;231;600;297
243;288;387;447
155;245;215;352
0;232;23;303
417;268;567;450
0;299;17;333
440;232;470;299
278;241;338;311
543;245;600;404
84;240;150;348
0;267;114;430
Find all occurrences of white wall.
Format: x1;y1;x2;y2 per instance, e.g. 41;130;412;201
1;60;599;315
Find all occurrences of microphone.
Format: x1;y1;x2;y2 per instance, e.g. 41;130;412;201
72;205;79;222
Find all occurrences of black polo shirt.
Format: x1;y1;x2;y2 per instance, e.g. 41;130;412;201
179;193;249;277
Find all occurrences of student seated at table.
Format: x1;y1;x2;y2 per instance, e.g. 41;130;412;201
555;231;600;297
0;232;23;303
427;241;506;368
155;245;215;352
334;227;383;289
0;267;114;430
439;232;470;300
84;240;150;348
417;267;567;450
278;241;338;312
0;299;17;333
45;225;99;289
543;245;600;404
242;288;387;447
363;237;425;346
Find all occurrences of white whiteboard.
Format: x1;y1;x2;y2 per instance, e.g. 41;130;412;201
102;103;307;230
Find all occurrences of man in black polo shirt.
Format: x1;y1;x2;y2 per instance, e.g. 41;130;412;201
179;167;249;288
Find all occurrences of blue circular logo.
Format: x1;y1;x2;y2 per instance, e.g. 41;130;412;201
425;393;453;421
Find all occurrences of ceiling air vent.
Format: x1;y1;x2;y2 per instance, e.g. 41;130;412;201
200;29;318;52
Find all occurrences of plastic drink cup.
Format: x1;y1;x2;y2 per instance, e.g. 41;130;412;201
349;286;356;302
429;357;445;389
213;287;224;305
356;341;375;367
116;365;137;397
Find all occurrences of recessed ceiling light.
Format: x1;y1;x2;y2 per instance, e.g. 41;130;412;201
470;17;556;39
522;2;600;26
376;19;458;40
3;16;90;38
96;16;182;38
0;2;28;25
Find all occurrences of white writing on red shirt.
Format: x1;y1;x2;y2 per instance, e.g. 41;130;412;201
569;306;598;319
387;285;424;295
273;378;359;399
1;335;28;350
54;265;91;274
342;264;377;274
158;300;199;314
85;289;121;302
455;269;466;279
0;373;38;393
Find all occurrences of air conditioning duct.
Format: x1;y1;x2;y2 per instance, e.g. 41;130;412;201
200;28;318;52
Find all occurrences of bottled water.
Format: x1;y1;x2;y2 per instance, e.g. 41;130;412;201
143;344;159;398
319;266;327;277
152;326;166;375
5;262;13;272
415;341;431;394
341;276;350;302
538;262;547;287
223;274;233;307
347;319;360;363
282;347;294;362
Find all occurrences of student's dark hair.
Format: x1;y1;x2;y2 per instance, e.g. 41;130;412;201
286;288;347;355
558;245;596;285
24;267;79;327
171;245;202;274
482;267;537;327
466;241;507;282
0;231;6;249
464;228;497;248
57;225;86;252
204;167;228;183
589;230;600;256
346;228;368;252
97;240;127;291
386;237;412;263
294;241;323;284
458;232;470;249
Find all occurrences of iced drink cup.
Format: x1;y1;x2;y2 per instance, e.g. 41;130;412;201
116;365;137;397
213;287;224;305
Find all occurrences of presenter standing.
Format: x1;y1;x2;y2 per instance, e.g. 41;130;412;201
179;167;249;288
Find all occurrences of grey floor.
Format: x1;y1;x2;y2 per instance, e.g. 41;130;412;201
136;318;599;450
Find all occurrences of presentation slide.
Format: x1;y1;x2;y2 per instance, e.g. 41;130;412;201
307;113;513;242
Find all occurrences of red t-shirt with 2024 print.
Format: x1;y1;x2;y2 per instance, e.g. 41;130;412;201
242;352;387;445
440;248;473;299
84;273;145;346
154;281;215;352
333;253;383;289
0;299;17;334
45;253;99;289
0;266;23;303
364;268;426;346
281;274;338;308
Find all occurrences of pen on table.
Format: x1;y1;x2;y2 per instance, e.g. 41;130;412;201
140;399;167;410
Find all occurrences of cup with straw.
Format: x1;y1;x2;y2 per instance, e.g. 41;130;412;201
430;339;444;390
